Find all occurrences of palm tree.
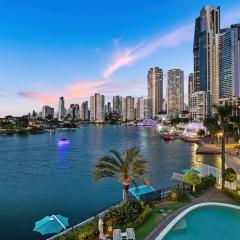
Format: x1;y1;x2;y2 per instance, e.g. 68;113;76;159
203;116;220;143
213;105;232;189
93;147;149;203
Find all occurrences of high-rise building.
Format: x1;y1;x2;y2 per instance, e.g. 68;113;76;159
194;6;220;114
80;101;89;120
105;102;111;114
190;91;207;122
167;69;184;118
219;24;240;99
68;104;80;119
90;93;105;122
147;67;163;118
113;96;122;113
188;73;194;107
42;106;54;119
58;97;65;121
136;96;152;120
122;96;135;121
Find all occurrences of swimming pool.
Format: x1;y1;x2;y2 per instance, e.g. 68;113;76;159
157;203;240;240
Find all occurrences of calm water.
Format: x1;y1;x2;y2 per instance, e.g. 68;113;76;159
0;125;219;240
164;205;240;240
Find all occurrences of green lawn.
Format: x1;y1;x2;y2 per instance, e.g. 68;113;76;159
135;202;188;240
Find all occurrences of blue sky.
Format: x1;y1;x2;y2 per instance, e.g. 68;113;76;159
0;0;240;116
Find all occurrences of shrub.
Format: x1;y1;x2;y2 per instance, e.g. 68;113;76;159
223;188;240;203
183;172;201;192
223;168;237;183
57;218;99;240
104;200;143;229
169;187;189;202
195;175;216;193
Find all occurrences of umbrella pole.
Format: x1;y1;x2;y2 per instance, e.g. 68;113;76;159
52;215;67;230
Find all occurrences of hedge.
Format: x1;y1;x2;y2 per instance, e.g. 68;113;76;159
195;175;216;193
222;188;240;203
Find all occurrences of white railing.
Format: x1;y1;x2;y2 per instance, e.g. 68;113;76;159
171;172;184;182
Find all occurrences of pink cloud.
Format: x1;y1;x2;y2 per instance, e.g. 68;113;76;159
102;23;194;79
17;91;55;104
17;80;108;104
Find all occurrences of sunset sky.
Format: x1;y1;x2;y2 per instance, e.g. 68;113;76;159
0;0;240;116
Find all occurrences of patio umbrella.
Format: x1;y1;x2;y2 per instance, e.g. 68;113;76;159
33;214;69;235
98;218;104;240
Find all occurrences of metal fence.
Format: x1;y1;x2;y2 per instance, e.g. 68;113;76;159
138;184;191;202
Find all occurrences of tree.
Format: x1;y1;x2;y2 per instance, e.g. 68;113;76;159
183;172;200;192
223;168;237;183
93;147;149;203
203;116;220;143
230;116;240;135
213;105;232;189
197;129;205;137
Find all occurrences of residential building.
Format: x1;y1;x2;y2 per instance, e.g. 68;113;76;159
68;104;80;119
42;106;54;119
194;5;220;114
190;91;207;122
105;102;111;114
58;97;65;121
147;67;163;118
122;96;135;121
188;73;194;107
113;96;122;114
90;93;105;122
80;101;89;120
167;69;184;118
219;24;240;99
136;96;152;120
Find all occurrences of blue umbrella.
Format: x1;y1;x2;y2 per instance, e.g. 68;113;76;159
33;214;69;235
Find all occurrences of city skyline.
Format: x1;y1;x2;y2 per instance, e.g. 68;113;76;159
0;1;240;116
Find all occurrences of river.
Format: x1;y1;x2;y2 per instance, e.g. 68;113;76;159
0;125;220;239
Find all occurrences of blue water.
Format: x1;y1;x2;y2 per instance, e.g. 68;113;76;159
0;125;218;240
164;205;240;240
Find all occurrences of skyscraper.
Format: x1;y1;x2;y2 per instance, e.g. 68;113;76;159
90;93;105;122
136;96;152;120
113;96;122;113
147;67;163;118
122;96;135;121
42;106;54;119
58;97;65;121
188;73;194;108
167;69;184;118
219;24;240;99
194;6;220;114
80;101;89;120
68;104;80;119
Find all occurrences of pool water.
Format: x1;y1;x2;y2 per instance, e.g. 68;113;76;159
164;205;240;240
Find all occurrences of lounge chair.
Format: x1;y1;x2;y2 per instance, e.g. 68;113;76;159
126;228;135;240
113;229;122;240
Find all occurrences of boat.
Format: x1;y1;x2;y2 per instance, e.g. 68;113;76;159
162;134;176;141
58;138;70;144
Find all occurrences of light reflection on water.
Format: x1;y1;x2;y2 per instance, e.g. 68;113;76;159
190;143;221;169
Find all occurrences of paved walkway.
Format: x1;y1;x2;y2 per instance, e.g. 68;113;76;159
145;187;235;240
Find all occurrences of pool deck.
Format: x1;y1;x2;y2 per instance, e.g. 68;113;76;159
145;187;236;240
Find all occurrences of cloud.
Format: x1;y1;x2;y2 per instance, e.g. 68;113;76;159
102;23;194;78
17;80;108;104
17;91;55;104
17;78;147;104
102;5;240;79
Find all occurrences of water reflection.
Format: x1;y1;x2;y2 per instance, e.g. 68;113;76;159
190;143;221;169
